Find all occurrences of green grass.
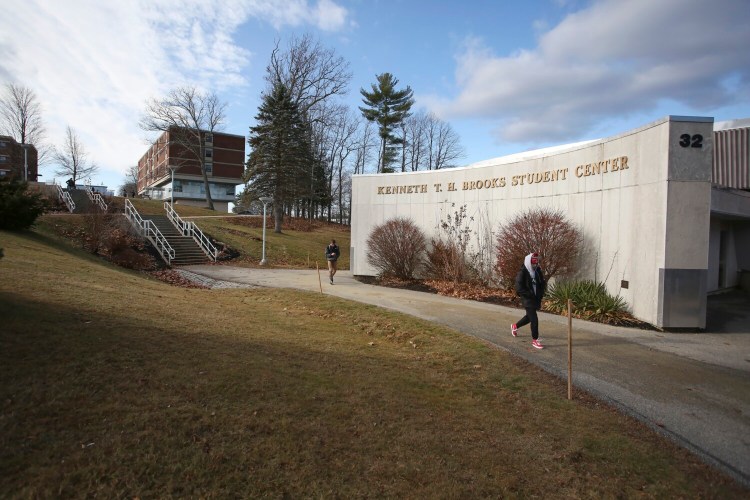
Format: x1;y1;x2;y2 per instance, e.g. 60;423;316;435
0;229;746;497
49;197;351;269
196;216;350;269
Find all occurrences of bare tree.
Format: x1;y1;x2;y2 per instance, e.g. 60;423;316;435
53;126;99;183
140;86;226;210
0;83;50;165
261;34;352;220
352;120;375;175
425;112;465;170
403;111;429;171
119;165;138;196
266;33;352;117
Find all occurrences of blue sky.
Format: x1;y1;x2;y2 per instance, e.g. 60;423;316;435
1;0;749;191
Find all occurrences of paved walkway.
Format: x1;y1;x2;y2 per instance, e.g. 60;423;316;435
181;266;750;487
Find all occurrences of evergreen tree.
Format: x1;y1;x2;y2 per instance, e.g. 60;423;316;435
359;73;414;173
244;82;313;233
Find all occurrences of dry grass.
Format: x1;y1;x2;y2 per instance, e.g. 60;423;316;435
0;229;746;498
195;216;350;269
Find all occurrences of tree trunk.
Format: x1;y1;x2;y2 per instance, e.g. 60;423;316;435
274;203;283;233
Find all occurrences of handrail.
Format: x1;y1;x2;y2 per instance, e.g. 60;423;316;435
124;199;175;264
56;184;76;213
163;201;218;261
85;187;108;212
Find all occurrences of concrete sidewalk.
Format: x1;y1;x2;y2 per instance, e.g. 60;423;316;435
182;265;750;487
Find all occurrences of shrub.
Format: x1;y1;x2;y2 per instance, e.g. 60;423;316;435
367;217;426;279
425;203;478;284
0;178;48;230
494;207;582;288
546;280;629;324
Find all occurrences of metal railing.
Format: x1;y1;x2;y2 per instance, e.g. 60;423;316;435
85;187;108;212
56;184;76;213
124;199;175;265
164;202;218;261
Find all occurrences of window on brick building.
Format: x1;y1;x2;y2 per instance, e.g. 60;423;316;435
0;155;8;163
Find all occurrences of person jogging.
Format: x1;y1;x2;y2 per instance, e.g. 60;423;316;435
325;239;340;284
511;252;547;349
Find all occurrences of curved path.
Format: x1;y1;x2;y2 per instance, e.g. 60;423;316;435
182;266;750;487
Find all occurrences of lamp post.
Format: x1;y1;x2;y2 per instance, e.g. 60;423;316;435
20;144;30;181
168;165;179;206
259;196;273;265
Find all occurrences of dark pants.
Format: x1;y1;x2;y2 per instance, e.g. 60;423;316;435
517;307;539;340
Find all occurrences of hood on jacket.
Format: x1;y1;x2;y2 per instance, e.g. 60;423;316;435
524;252;540;276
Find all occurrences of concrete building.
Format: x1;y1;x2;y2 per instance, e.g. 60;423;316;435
137;128;245;212
0;135;38;181
351;116;750;330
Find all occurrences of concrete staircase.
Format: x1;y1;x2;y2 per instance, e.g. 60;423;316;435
141;214;209;266
67;189;93;213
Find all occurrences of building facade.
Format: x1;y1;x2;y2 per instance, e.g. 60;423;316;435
0;135;38;181
137;128;245;212
351;116;750;330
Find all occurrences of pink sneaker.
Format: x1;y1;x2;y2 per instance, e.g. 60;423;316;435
531;339;544;349
511;323;518;337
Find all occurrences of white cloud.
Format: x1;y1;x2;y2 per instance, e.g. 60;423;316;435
430;0;750;144
0;0;350;185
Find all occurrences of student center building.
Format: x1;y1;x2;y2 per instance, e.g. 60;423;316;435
351;116;750;330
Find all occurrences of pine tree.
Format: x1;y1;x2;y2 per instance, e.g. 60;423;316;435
359;73;414;173
244;82;313;232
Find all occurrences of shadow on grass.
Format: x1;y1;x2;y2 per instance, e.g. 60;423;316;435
1;290;746;498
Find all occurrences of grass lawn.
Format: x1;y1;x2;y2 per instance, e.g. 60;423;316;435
0;229;745;497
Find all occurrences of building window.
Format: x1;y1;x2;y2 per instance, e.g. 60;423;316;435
173;180;182;192
0;141;7;148
204;133;213;144
204;161;213;174
226;185;235;195
205;148;213;158
0;155;8;163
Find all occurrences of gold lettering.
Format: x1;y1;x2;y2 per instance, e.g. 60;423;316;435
576;165;584;177
534;172;543;183
407;186;413;194
620;156;628;170
603;159;610;173
462;181;470;190
377;187;384;194
420;184;427;193
544;171;551;182
448;182;456;191
612;157;619;171
499;177;506;187
512;176;519;186
434;183;442;192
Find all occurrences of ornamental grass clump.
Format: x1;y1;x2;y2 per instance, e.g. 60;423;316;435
547;279;630;325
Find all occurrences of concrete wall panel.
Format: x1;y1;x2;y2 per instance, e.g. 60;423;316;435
351;116;715;327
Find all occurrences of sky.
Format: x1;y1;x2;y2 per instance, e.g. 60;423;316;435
1;0;749;191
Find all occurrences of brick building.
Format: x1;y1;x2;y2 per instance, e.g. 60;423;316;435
137;127;245;212
0;135;38;181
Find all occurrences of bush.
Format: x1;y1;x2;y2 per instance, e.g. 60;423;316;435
546;280;629;324
425;203;478;284
367;217;426;279
494;207;582;288
0;178;48;230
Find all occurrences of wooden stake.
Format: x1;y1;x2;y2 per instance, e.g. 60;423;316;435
567;298;573;400
316;262;323;294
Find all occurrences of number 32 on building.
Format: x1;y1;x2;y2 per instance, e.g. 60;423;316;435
679;133;703;148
